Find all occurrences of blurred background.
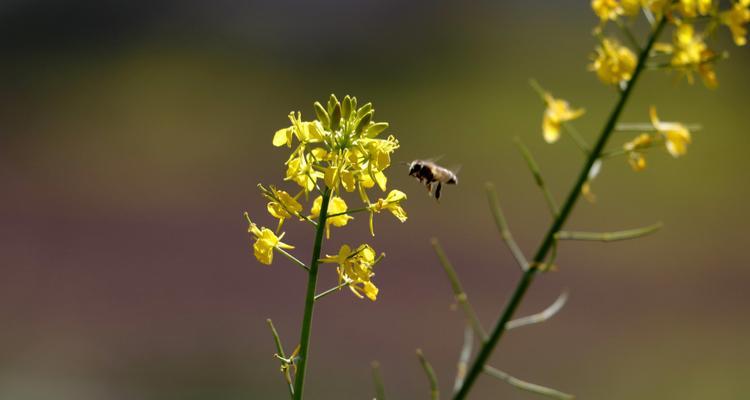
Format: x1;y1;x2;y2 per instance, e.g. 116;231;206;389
2;1;749;399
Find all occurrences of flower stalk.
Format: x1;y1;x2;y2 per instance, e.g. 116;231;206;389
292;188;332;399
451;14;669;400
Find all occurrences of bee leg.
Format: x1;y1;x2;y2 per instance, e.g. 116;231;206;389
435;182;442;200
426;182;433;196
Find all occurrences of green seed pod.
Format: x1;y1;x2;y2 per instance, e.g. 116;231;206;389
357;102;373;118
331;102;342;131
355;111;373;134
342;95;352;120
365;122;389;137
314;101;330;129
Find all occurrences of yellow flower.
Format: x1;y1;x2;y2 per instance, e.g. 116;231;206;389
621;0;643;15
246;218;294;265
650;106;691;157
310;195;353;238
590;39;637;86
285;152;324;193
542;93;585;143
368;190;408;236
624;133;653;151
273;112;325;147
672;24;706;66
628;152;647;171
721;0;750;46
592;0;622;22
321;244;381;301
265;187;303;231
677;0;714;17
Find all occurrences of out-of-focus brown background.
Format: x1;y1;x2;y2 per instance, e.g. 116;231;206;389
2;1;749;399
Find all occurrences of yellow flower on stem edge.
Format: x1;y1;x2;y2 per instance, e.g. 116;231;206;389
263;186;303;232
542;93;585;143
310;195;353;238
650;106;691;157
590;38;637;86
246;215;294;265
721;0;750;46
367;190;408;236
320;244;382;301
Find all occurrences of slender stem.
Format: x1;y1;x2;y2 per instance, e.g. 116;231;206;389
372;361;387;400
615;123;702;131
453;324;474;393
276;247;310;272
483;365;575;400
561;122;591;154
556;222;662;242
292;187;332;400
486;183;529;271
514;138;560;216
327;207;370;218
267;319;295;398
506;291;569;330
314;280;350;301
616;18;642;51
430;238;487;340
417;349;440;400
452;16;668;400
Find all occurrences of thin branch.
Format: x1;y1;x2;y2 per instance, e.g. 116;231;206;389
616;18;642;51
267;319;294;398
485;183;530;271
314;280;350;301
327;207;370;218
276;247;310;272
561;122;591;154
417;349;440;400
514;138;560;216
615;123;702;132
453;324;474;394
372;361;386;400
453;15;670;400
506;291;569;330
555;222;662;242
430;238;487;339
483;365;575;400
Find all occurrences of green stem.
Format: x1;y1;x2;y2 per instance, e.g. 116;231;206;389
417;349;440;400
292;187;332;400
452;16;668;400
267;319;294;399
372;361;387;400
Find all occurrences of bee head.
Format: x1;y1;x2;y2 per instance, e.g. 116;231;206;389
408;161;423;177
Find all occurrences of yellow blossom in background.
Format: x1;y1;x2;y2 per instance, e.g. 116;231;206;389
650;106;692;157
542;93;585;143
590;38;637;86
264;186;303;231
677;0;714;17
721;0;750;46
311;195;353;238
592;0;622;22
368;190;408;236
621;0;642;16
246;218;294;265
655;23;718;87
623;133;652;171
320;244;381;301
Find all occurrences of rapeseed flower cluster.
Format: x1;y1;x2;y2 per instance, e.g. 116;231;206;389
538;1;746;174
245;95;408;301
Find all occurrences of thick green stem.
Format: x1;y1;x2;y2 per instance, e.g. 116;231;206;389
452;16;668;400
292;187;332;400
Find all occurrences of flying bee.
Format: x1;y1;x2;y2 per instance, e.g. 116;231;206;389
407;160;458;200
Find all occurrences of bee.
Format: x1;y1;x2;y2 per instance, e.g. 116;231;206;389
407;160;458;200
